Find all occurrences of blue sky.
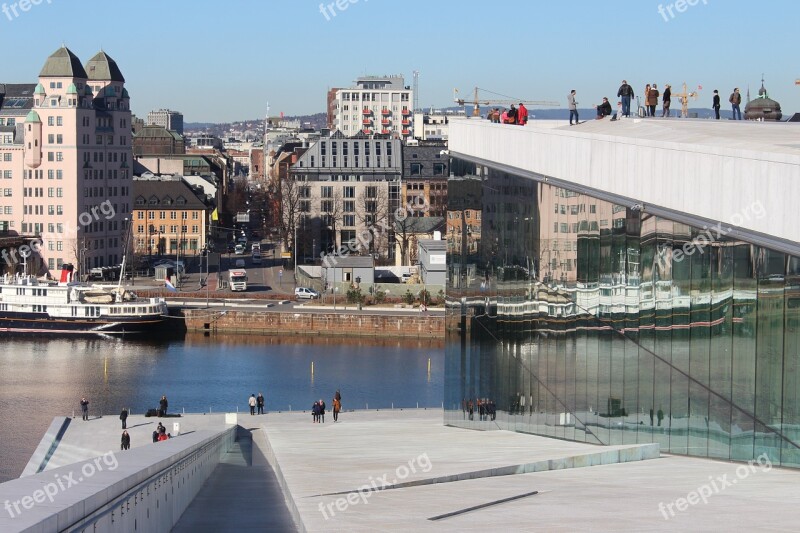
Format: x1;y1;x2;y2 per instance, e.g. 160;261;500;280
1;0;798;122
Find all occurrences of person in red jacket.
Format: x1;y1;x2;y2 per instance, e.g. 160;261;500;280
517;103;529;125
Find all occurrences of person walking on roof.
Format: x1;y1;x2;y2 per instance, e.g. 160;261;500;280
517;103;528;125
80;397;89;421
248;394;256;416
713;90;721;119
662;84;672;117
568;90;579;125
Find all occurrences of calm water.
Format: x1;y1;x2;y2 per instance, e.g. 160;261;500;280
0;333;444;482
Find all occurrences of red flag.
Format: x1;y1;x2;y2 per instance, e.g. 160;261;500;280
698;85;703;90
280;111;284;118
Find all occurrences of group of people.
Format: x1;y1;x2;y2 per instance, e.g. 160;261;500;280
569;80;745;124
463;398;496;421
312;390;342;423
248;393;265;415
152;422;170;442
486;103;529;125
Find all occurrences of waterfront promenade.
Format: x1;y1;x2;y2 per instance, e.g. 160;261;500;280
7;409;800;531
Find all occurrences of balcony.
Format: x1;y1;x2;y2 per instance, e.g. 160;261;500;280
401;119;410;126
381;109;391;116
381;129;391;135
401;129;410;135
362;118;372;125
381;118;391;125
362;129;372;135
401;109;411;116
362;108;371;115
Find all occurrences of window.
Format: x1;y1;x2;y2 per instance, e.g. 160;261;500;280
433;163;445;176
343;215;355;227
48;116;54;126
2;171;11;179
344;186;355;198
3;189;11;197
410;163;421;176
48;187;54;197
321;186;333;198
56;116;62;126
56;188;63;197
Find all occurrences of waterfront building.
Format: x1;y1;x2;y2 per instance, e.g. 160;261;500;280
331;75;413;138
0;47;133;275
290;133;402;261
147;108;184;135
445;117;800;467
412;110;452;140
132;175;211;258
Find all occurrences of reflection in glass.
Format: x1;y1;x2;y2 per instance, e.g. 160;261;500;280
445;160;800;467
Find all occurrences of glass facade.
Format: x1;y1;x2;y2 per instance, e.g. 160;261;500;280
445;158;800;467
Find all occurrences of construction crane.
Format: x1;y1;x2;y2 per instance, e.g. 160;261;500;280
454;87;559;117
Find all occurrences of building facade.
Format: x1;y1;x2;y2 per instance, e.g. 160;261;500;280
290;134;402;261
331;76;413;138
402;140;448;218
132;176;209;258
0;47;133;275
133;124;185;156
445;118;800;468
146;109;184;135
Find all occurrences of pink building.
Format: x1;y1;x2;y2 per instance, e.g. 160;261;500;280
0;47;132;277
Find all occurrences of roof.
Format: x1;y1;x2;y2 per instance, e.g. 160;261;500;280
418;239;447;252
39;47;88;79
325;256;375;268
394;216;445;234
132;178;209;210
25;110;41;123
134;124;183;141
85;51;125;82
0;84;36;116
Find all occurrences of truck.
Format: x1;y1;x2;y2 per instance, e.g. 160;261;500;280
228;269;248;291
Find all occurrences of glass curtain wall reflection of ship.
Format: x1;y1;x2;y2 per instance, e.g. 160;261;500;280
445;159;800;467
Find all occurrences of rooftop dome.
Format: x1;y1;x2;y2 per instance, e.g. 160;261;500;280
25;110;41;123
122;88;130;99
34;83;46;95
85;51;125;82
39;47;88;79
66;83;78;95
745;80;782;121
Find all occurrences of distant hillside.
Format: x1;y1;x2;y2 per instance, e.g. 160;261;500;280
185;113;327;137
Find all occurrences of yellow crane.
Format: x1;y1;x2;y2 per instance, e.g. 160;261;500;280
454;87;559;117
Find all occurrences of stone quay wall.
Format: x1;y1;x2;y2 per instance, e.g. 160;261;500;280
184;310;444;339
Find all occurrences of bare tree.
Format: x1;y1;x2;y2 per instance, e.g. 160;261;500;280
278;176;303;255
356;185;389;259
319;187;343;253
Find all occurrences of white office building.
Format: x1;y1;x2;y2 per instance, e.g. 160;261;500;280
332;76;413;139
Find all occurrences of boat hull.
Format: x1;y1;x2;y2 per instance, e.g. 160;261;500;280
0;312;168;335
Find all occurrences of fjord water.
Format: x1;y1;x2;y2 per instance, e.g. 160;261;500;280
0;334;444;482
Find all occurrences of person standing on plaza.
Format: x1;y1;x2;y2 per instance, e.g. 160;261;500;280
120;407;128;429
729;88;742;119
713;90;721;119
248;394;257;416
517;102;528;125
312;401;320;423
568;90;579;125
319;399;326;423
643;84;651;115
617;80;634;117
662;84;672;117
333;395;341;422
121;430;131;451
648;84;660;117
256;392;265;415
80;397;89;421
159;395;168;417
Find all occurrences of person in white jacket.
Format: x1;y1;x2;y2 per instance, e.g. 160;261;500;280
611;101;626;121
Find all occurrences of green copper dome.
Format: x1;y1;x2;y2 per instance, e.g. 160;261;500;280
34;83;46;95
66;83;78;94
25;110;42;123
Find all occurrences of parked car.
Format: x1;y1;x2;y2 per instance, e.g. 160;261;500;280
295;287;320;300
